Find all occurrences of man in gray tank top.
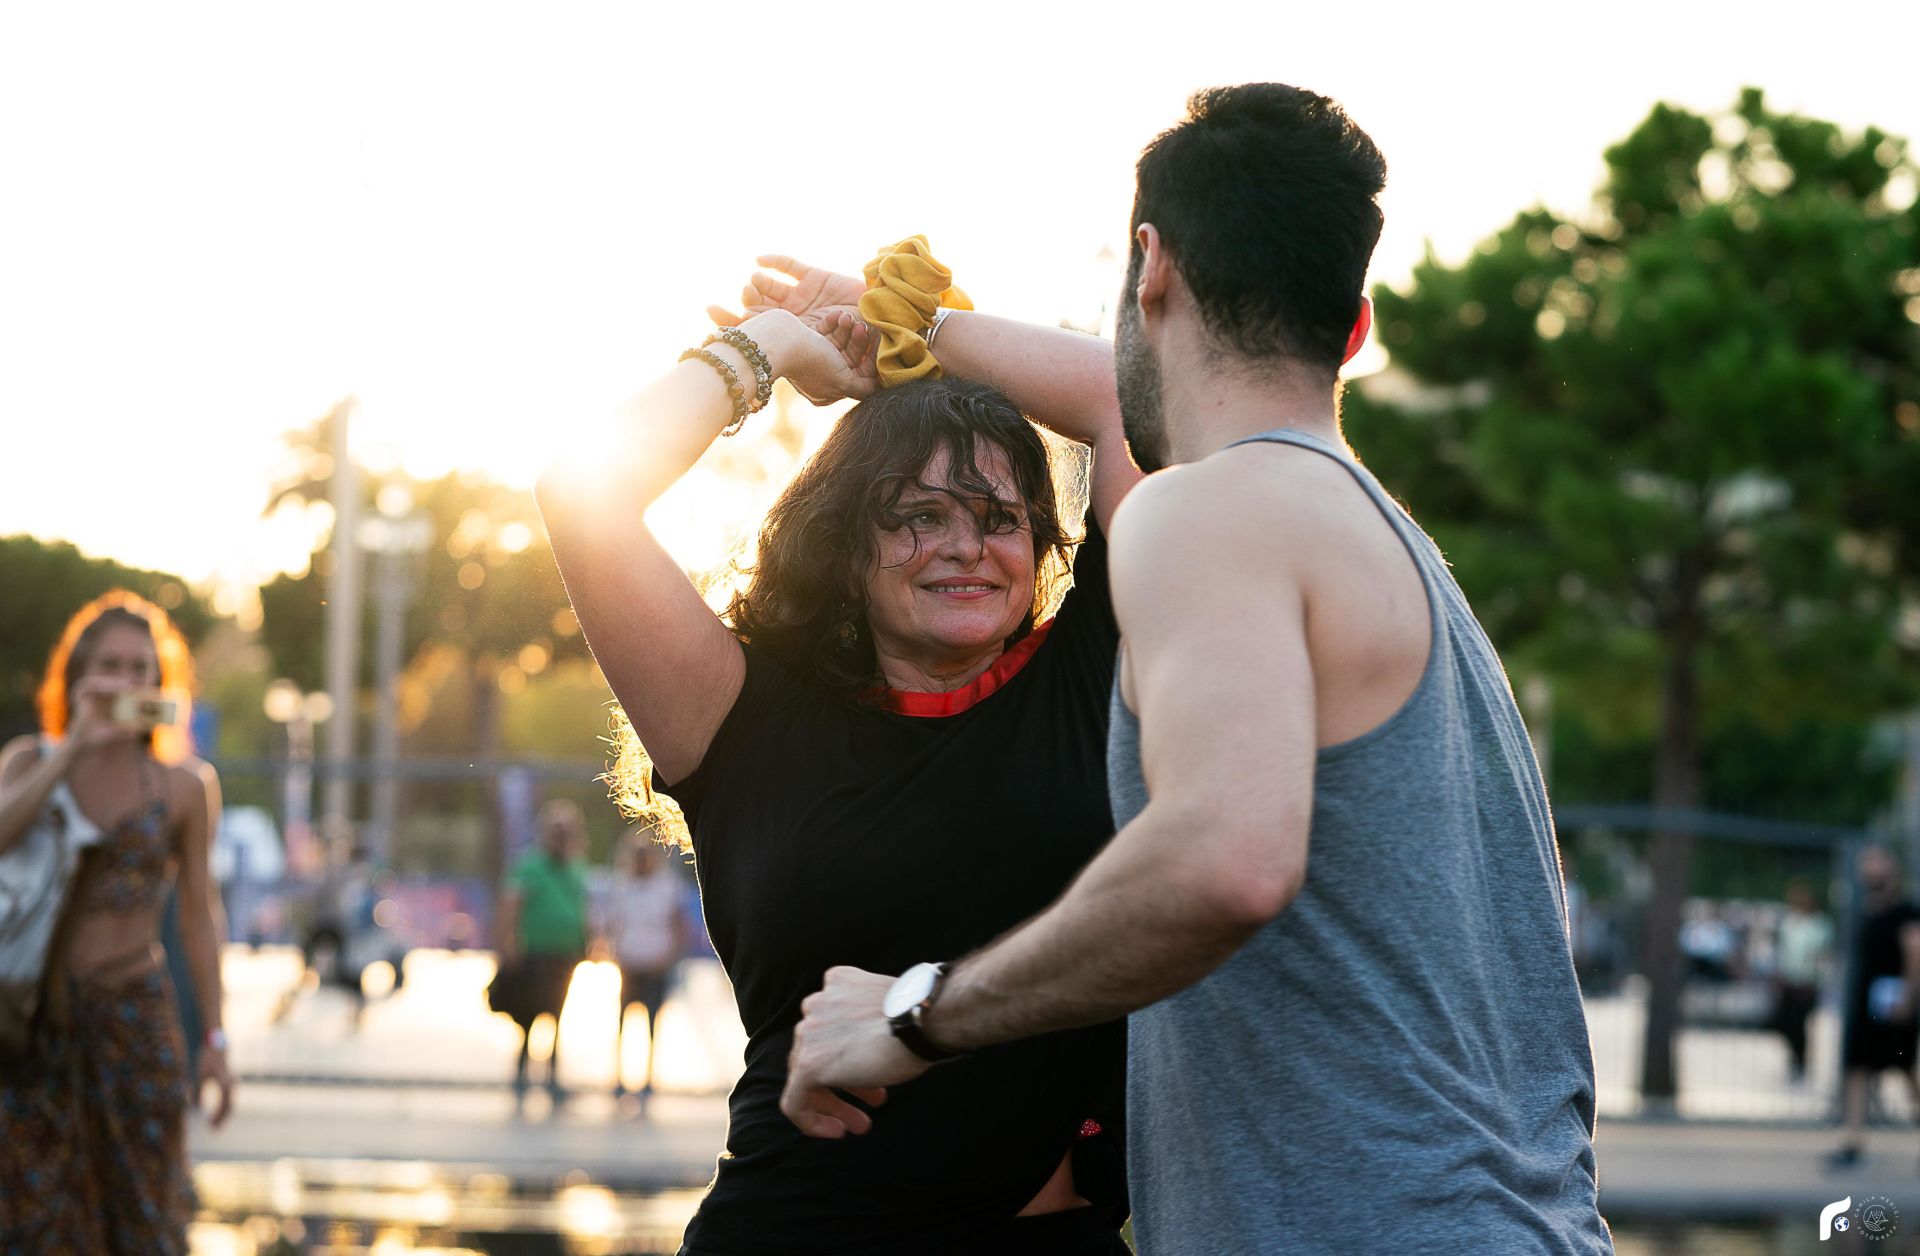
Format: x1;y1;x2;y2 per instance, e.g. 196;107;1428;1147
785;84;1613;1254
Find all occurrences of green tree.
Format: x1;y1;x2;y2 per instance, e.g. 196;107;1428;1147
255;413;593;741
1344;89;1920;1102
0;534;216;738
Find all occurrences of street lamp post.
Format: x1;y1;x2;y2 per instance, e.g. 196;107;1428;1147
359;486;432;867
263;680;332;878
321;399;362;846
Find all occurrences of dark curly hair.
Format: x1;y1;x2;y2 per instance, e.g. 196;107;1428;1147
609;377;1083;851
726;376;1076;693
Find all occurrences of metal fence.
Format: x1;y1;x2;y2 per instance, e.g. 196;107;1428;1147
186;757;1913;1121
185;754;738;1095
1560;804;1913;1123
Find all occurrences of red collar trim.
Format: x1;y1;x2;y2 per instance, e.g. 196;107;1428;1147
870;619;1055;717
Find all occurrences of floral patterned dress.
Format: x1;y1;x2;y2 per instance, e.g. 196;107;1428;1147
1;766;193;1254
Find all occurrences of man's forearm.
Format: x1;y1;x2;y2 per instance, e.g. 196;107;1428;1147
923;801;1268;1051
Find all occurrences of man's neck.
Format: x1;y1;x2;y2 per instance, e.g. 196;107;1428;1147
1164;358;1343;465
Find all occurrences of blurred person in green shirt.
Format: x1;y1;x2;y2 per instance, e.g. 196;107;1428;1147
498;799;590;1101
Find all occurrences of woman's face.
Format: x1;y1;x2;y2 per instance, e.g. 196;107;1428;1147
76;622;160;692
864;442;1036;671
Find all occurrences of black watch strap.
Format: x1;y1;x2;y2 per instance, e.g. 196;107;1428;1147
887;963;970;1063
890;1010;967;1063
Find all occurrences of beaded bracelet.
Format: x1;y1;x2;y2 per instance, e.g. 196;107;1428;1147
706;327;774;409
679;347;753;436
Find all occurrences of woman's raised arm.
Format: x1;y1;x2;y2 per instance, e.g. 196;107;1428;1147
0;678;142;856
915;311;1138;532
536;309;869;784
722;256;1141;532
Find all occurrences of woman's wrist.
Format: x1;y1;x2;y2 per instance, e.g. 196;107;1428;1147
737;311;804;380
698;340;757;389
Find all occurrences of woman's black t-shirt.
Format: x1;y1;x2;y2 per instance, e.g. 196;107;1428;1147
666;525;1125;1255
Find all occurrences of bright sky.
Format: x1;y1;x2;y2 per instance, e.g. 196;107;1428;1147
5;1;1918;604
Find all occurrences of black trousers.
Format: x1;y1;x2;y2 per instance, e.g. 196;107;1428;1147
678;1204;1129;1255
1773;981;1818;1073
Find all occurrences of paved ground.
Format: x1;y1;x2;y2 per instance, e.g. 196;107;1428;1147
186;947;1920;1252
1597;1119;1920;1220
193;1092;1920;1219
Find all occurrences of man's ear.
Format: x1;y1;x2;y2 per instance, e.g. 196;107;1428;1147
1341;296;1373;366
1135;224;1170;318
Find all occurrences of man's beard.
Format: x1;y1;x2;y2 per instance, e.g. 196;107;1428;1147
1114;295;1169;474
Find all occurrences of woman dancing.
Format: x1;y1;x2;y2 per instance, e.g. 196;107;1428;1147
539;241;1141;1254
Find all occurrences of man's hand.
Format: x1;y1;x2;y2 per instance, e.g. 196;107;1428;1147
708;254;865;327
781;966;930;1139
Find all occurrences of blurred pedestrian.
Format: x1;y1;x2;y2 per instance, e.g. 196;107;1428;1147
1771;879;1832;1082
0;591;233;1254
1829;846;1920;1168
594;829;688;1101
498;798;589;1102
1680;901;1738;983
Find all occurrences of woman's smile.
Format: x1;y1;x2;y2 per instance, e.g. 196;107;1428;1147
922;578;1002;600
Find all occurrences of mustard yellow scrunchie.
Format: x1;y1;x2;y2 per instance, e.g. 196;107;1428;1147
858;236;974;388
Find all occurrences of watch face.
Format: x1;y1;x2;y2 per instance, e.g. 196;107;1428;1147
883;963;941;1019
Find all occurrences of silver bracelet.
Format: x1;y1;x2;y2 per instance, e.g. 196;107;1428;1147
924;307;957;352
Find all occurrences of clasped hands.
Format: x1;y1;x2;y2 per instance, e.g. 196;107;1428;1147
710;256;880;408
778;965;935;1140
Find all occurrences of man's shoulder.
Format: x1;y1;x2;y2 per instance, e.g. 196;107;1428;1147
1109;447;1359;579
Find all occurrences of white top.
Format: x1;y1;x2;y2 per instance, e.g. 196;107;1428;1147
594;868;682;970
1777;911;1832;985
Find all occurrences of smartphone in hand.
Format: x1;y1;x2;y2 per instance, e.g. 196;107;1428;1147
111;689;182;729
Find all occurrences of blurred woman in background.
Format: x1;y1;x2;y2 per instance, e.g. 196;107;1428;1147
0;590;232;1255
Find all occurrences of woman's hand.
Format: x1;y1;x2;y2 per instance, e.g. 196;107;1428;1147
198;1042;235;1129
65;676;143;755
708;255;865;327
742;308;876;407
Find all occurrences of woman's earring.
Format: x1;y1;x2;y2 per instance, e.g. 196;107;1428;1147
835;604;861;648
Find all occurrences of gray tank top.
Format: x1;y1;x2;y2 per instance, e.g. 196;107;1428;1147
1110;429;1612;1254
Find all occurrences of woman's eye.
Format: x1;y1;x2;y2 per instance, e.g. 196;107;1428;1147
911;510;942;527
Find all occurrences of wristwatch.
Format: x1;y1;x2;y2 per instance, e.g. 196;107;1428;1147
883;962;969;1063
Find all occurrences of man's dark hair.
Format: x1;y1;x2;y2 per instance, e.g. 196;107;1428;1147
728;377;1073;694
1131;83;1387;375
